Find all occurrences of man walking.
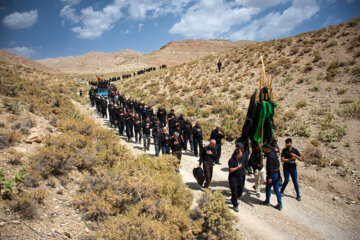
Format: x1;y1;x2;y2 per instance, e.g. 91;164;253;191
210;125;225;165
262;144;282;210
160;127;171;155
197;140;217;188
280;138;303;201
142;117;151;151
249;142;265;197
217;60;222;72
228;148;246;212
192;120;203;157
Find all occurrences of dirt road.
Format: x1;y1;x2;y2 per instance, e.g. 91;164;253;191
76;101;358;240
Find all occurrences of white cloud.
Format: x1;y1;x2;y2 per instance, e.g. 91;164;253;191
235;0;290;8
154;22;158;28
71;1;127;39
61;0;192;39
60;0;81;6
9;40;16;45
346;0;354;3
169;0;259;38
230;0;320;40
323;16;341;27
60;5;80;23
5;46;36;58
138;23;144;32
2;10;38;29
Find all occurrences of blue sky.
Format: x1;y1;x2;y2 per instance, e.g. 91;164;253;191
0;0;359;60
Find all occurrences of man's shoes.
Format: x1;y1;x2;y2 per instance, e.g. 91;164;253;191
233;206;239;212
261;201;270;206
253;185;256;191
275;204;283;211
296;196;301;201
215;162;221;165
194;155;198;157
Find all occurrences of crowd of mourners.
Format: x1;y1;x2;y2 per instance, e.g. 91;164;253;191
88;83;304;213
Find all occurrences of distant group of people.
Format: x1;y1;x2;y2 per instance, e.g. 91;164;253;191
87;83;303;213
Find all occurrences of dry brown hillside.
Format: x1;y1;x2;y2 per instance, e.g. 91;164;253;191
37;40;255;74
113;18;360;204
0;50;57;73
124;39;255;67
37;49;142;74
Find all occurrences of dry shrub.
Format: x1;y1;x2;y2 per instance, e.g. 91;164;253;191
192;190;240;240
98;199;197;240
9;193;37;219
282;110;296;121
75;155;192;222
296;100;307;109
303;143;323;165
7;131;23;144
33;189;47;204
4;149;24;165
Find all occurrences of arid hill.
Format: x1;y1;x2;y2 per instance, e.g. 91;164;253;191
0;50;57;73
37;40;255;74
37;49;142;74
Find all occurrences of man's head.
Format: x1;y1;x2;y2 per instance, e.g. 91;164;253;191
271;137;278;145
135;113;139;118
216;125;221;131
174;132;179;138
209;139;216;148
185;118;190;123
236;142;244;150
195;120;200;126
285;138;292;148
175;123;181;130
145;117;150;122
180;113;184;118
162;127;167;133
232;148;242;159
263;144;272;154
171;109;174;113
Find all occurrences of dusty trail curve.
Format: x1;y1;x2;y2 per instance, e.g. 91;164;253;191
74;100;358;240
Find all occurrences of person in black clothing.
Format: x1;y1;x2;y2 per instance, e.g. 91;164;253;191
228;148;247;212
183;118;194;154
197;139;217;188
192;120;203;157
125;109;134;142
217;60;222;72
167;109;176;136
160;127;171;155
280;138;303;201
210;125;225;165
249;142;265;197
153;127;162;156
157;106;167;128
108;102;114;127
79;89;82;96
171;132;184;161
262;144;282;210
178;113;185;131
101;98;107;119
142;117;152;151
115;107;125;135
133;113;142;144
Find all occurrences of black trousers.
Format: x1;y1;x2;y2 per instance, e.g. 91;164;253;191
215;143;222;164
229;176;245;207
135;129;142;143
126;123;133;140
203;161;213;188
193;138;203;157
118;121;124;135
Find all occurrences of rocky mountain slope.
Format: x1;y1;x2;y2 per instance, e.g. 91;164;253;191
37;40;255;74
0;50;57;73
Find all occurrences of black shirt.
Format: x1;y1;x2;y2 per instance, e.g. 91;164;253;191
192;125;203;139
281;147;301;170
249;149;262;171
210;129;225;144
265;151;280;178
160;133;171;147
228;156;246;182
199;145;217;165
